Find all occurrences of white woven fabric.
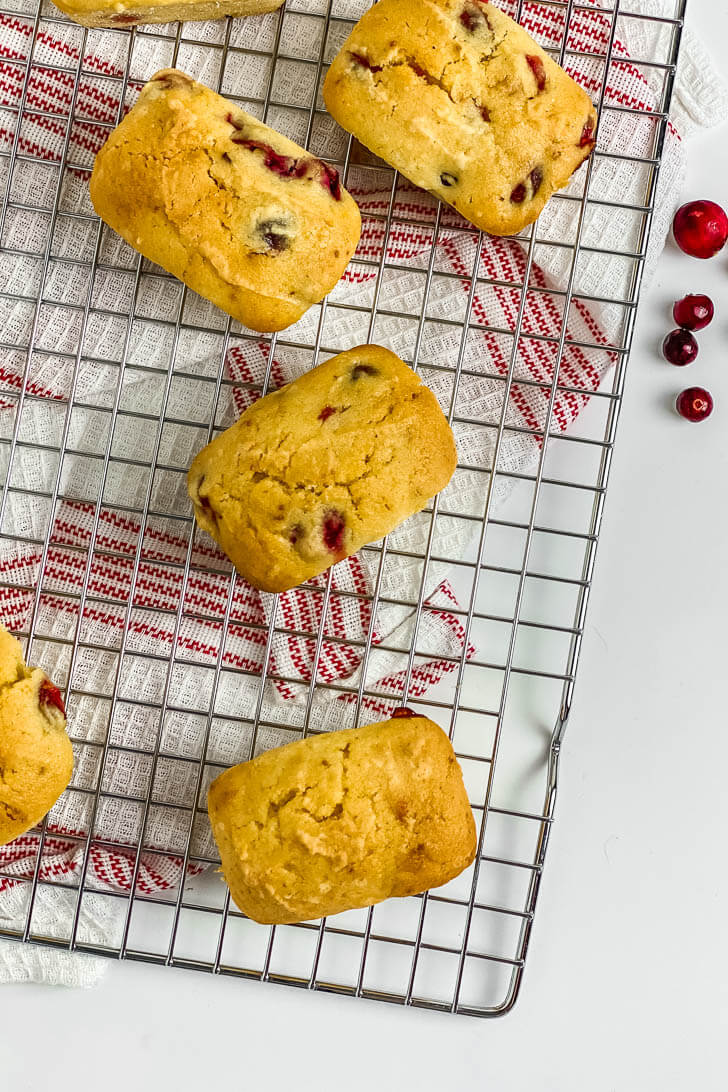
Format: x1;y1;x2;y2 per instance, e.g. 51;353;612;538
0;885;112;985
0;0;725;986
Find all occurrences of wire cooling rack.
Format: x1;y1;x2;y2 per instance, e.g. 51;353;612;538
0;0;684;1015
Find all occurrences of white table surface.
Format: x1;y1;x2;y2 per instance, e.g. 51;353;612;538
3;4;727;1088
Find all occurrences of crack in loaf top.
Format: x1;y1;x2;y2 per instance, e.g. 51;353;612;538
187;345;457;593
89;70;361;332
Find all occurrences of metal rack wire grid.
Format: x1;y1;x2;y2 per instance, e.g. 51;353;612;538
0;0;685;1015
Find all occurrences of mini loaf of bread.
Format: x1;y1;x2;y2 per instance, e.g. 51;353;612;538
53;0;281;29
207;712;477;924
89;71;361;333
187;345;457;593
0;626;74;847
323;0;597;236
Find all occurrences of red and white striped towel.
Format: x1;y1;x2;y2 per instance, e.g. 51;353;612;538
0;0;724;983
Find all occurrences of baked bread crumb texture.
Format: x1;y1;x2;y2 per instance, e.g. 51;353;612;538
55;0;282;29
208;712;477;924
323;0;597;236
187;344;457;593
88;3;597;329
0;625;74;847
89;70;361;333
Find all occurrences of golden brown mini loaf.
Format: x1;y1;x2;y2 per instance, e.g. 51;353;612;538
89;70;361;333
53;0;281;28
0;625;74;847
187;345;457;593
323;0;598;236
207;712;477;924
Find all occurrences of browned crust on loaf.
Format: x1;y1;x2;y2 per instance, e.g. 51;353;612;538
54;0;282;28
89;70;361;332
323;0;597;236
0;626;73;847
207;715;477;924
186;344;458;592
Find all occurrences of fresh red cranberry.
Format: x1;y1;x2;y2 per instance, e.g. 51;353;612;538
318;406;336;421
672;200;728;259
392;707;416;718
672;294;714;331
526;54;547;91
662;329;698;367
39;680;65;717
579;118;595;147
322;511;345;553
676;387;713;422
510;181;527;204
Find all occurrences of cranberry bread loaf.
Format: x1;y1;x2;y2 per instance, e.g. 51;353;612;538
53;0;281;28
208;712;477;924
187;345;457;593
0;625;73;847
90;71;361;333
323;0;597;236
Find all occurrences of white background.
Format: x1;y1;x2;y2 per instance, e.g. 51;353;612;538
3;2;728;1088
